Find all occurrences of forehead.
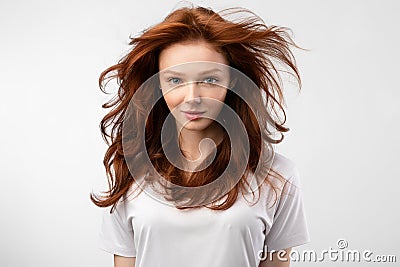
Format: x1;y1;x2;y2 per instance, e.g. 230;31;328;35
159;61;230;78
158;40;228;71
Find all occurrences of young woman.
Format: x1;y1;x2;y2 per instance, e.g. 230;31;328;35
91;5;310;267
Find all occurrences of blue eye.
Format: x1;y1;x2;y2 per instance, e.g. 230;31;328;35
203;77;218;84
168;77;182;85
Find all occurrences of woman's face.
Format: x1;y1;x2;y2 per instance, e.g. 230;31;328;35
158;40;230;132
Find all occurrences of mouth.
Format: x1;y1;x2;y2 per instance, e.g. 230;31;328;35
182;111;206;120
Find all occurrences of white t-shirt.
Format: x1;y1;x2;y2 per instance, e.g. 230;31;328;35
98;152;310;267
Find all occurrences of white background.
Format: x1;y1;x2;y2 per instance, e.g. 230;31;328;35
0;0;399;266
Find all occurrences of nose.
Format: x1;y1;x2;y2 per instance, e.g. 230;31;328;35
184;81;201;104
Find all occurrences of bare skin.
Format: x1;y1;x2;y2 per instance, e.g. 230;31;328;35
114;255;135;267
158;40;229;164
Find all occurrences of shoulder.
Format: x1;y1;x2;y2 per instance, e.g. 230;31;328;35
244;151;300;194
271;152;296;175
270;152;301;187
271;152;296;177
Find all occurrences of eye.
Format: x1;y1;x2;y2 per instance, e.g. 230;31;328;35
203;77;218;84
168;77;182;85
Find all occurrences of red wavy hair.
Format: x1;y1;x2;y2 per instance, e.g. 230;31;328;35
90;5;301;212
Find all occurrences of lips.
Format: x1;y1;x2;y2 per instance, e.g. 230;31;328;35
182;110;205;120
182;110;205;115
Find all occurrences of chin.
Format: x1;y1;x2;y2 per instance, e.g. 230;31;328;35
180;118;214;131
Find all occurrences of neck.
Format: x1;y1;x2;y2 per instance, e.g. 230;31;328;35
177;122;224;162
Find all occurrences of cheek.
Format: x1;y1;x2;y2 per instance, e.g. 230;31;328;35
204;89;227;104
162;91;182;111
162;89;227;111
202;90;227;114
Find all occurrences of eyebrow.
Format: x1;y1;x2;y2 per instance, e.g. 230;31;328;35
161;68;224;76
